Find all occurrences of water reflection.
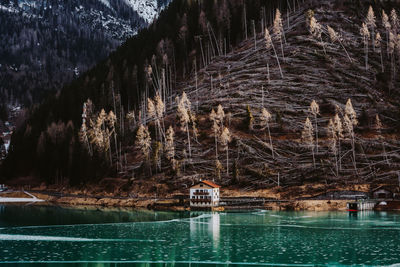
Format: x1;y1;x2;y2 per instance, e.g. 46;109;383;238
190;212;220;249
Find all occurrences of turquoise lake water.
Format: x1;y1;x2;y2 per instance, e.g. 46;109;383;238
0;205;400;266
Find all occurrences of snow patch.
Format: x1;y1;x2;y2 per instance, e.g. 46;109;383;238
123;0;158;24
97;0;111;8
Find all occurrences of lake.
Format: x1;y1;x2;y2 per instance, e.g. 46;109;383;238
0;205;399;266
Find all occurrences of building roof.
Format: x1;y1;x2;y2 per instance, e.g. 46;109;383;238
371;185;399;193
201;180;220;188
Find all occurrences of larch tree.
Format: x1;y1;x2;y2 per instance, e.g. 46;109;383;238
302;117;315;168
260;108;274;159
382;10;391;56
308;14;326;54
246;105;254;131
215;159;223;181
107;110;117;165
327;25;352;62
366;6;376;51
327;118;338;176
135;124;151;165
220;127;231;175
210;109;219;158
165;126;175;162
360;22;370;70
309;100;320;153
176;92;192;158
273;9;285;59
333;114;344;170
154;92;165;141
264;28;283;78
216;104;225;131
344;99;358;172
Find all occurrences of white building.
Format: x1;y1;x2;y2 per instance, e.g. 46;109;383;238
190;180;220;208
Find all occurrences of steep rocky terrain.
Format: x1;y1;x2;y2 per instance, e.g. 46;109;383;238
126;0;400;190
2;0;400;194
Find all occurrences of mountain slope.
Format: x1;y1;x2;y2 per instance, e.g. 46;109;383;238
0;0;170;108
2;0;400;192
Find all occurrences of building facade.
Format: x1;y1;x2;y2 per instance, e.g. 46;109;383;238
190;180;220;208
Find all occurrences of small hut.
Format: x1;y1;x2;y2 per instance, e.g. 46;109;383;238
371;186;395;199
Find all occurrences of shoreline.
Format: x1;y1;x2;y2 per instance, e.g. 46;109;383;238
0;191;358;211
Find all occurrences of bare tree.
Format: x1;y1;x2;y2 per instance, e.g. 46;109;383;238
302;117;315;168
176;92;192;158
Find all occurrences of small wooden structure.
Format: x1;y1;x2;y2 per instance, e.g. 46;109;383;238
190;180;220;210
371;186;394;199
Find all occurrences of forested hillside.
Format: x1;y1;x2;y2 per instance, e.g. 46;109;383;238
2;0;400;192
0;0;169;110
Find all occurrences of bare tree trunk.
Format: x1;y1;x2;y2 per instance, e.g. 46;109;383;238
314;114;318;153
226;145;229;176
267;122;274;159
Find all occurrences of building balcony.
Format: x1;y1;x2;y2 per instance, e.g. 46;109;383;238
193;191;210;196
191;199;211;203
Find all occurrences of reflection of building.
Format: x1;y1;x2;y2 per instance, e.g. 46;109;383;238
190;180;220;209
190;212;220;248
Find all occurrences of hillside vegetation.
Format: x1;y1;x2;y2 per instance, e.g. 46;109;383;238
2;0;400;193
